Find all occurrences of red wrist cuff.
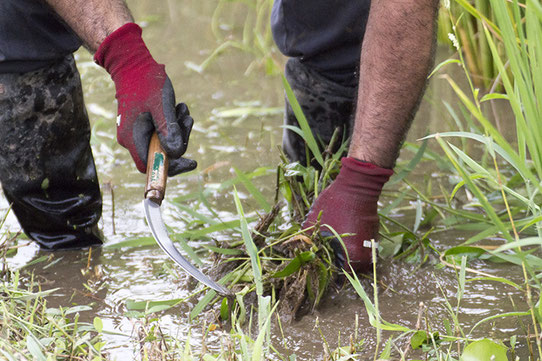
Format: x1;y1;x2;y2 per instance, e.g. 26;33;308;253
341;157;394;176
94;22;159;83
94;23;143;67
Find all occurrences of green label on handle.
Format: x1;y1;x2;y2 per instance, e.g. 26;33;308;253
151;152;164;183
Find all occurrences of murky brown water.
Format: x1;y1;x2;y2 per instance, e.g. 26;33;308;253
1;1;532;360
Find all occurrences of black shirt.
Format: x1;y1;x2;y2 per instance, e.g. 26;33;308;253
0;0;82;74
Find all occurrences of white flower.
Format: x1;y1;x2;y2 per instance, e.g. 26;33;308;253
444;0;450;9
448;33;459;50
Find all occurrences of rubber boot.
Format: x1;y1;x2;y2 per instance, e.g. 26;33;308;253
282;58;358;166
0;55;103;249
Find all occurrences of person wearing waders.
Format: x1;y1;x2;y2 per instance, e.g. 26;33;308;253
0;0;196;249
0;0;439;276
272;0;440;272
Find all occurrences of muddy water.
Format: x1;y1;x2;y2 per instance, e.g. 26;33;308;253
1;0;532;360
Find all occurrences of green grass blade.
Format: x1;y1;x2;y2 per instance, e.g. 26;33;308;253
251;301;279;361
174;236;203;267
462;226;501;245
26;334;46;361
282;75;324;166
530;0;542;21
388;138;428;186
447;142;536;208
171;202;220;225
234;187;263;296
428;59;462;79
343;271;377;325
455;0;501;37
271;251;315;278
494;237;542;253
190;290;216;321
343;270;409;332
467;277;523;291
468;311;530;335
125;298;184;311
435;136;514;243
423;132;515;171
234;167;272;213
490;0;542;172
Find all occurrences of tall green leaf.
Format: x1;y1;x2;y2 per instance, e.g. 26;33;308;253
282;75;324;166
233;187;263;296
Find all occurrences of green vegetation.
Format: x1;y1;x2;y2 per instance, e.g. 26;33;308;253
0;224;107;360
0;271;106;360
438;0;498;88
427;0;542;357
437;0;511;89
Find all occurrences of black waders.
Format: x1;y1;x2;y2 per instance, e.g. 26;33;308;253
0;55;103;249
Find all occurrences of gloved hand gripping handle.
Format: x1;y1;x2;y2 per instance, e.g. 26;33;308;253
145;133;169;205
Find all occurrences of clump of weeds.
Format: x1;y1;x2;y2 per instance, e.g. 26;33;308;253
209;144;344;324
0;209;109;360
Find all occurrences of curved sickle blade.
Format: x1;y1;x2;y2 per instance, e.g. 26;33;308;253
143;199;231;295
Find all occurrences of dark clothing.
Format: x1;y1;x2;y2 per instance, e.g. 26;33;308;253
271;0;370;86
0;0;82;74
0;2;99;249
282;58;356;166
0;55;103;249
273;0;370;164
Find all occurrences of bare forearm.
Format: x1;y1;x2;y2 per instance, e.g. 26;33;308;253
348;0;439;168
44;0;134;51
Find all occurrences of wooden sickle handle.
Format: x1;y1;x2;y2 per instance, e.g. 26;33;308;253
144;133;169;205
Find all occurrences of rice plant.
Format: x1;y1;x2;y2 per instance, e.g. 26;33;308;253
438;0;507;88
428;0;542;357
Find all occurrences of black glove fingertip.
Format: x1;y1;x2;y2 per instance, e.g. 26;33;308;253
182;114;194;130
175;102;190;117
181;158;197;171
167;157;198;177
160;122;185;158
182;115;194;142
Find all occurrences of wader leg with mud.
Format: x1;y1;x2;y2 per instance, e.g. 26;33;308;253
0;55;103;250
271;0;371;165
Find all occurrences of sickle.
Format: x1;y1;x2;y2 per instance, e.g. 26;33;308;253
143;133;231;295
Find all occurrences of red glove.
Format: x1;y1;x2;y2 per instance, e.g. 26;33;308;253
303;157;393;272
94;23;196;176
